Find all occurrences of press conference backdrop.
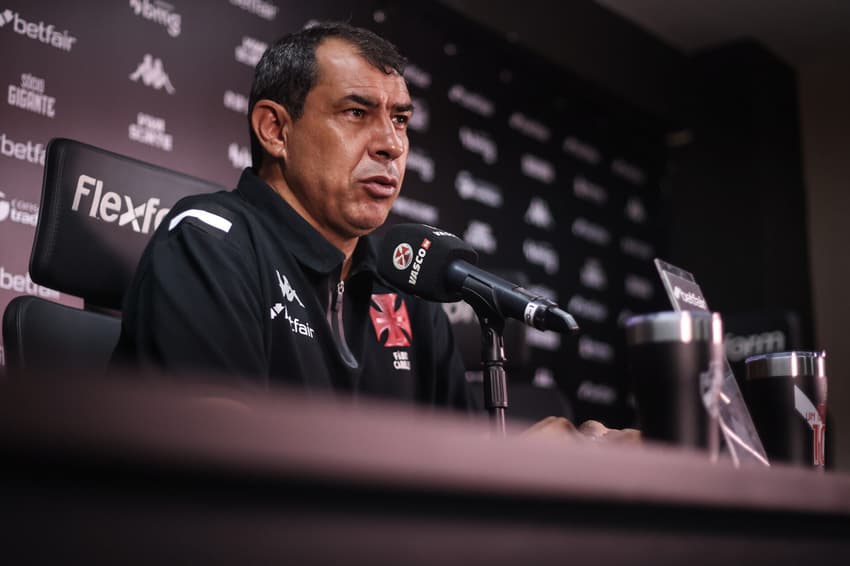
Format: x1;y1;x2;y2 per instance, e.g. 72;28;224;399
0;0;669;425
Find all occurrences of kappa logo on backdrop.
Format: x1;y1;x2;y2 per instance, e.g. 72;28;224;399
0;133;45;165
580;258;607;291
620;236;654;260
235;36;268;66
524;196;554;230
129;0;182;37
228;143;251;169
0;9;77;51
578;335;614;364
71;174;170;234
391;196;439;225
567;295;608;323
7;73;56;118
625;196;647;223
370;293;412;349
229;0;278;20
0;190;38;226
392;243;414;270
129;112;173;151
130;54;175;94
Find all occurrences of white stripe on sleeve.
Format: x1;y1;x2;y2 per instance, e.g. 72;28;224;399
168;209;233;233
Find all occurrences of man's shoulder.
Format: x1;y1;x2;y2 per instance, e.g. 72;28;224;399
164;189;255;240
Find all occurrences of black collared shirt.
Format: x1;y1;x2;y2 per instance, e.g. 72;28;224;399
113;169;469;409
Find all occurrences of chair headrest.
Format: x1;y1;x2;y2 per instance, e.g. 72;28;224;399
30;138;225;310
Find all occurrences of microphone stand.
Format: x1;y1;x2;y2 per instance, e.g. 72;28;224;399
459;281;509;436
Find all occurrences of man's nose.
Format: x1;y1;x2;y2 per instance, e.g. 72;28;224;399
369;117;405;161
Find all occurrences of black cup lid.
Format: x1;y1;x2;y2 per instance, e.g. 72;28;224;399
745;351;827;380
625;310;721;346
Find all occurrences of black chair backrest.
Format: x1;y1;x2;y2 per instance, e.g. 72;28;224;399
31;138;225;310
2;138;224;377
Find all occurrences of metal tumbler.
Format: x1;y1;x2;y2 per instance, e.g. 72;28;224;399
625;311;723;449
745;351;827;468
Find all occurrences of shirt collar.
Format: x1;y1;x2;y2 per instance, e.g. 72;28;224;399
235;168;378;278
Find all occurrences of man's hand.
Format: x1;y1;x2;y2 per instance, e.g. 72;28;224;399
523;416;641;444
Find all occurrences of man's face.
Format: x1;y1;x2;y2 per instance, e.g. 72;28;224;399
281;38;412;245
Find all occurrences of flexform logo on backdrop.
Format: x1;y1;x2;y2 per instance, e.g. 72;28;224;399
0;9;76;51
391;196;438;225
71;174;170;235
129;112;173;151
0;190;39;226
407;147;435;183
458;127;497;164
7;73;55;118
230;0;278;20
235;36;267;66
0;133;45;165
0;266;59;299
129;0;181;37
448;84;494;117
130;54;175;94
455;171;502;208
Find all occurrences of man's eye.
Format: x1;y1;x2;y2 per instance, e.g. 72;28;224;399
393;115;410;126
347;108;366;118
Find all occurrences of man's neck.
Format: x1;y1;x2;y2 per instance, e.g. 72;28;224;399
258;164;358;279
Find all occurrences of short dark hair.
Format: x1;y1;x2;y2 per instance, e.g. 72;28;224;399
248;22;407;170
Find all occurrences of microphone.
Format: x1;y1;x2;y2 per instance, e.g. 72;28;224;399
377;223;579;334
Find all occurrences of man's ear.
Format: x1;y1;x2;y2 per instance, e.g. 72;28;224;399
251;100;291;162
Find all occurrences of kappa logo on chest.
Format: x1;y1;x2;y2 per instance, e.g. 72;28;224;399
270;270;314;339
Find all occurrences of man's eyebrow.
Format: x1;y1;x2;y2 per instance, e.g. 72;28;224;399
341;94;414;113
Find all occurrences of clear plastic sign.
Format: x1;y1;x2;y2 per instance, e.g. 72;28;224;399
655;259;770;467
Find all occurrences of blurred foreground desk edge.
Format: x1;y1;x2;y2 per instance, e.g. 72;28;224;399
1;376;849;565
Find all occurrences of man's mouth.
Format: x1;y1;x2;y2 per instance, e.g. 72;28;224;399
360;175;398;197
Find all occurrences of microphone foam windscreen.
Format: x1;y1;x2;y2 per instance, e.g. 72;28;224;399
377;223;478;302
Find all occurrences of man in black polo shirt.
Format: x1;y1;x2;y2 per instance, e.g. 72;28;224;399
113;23;469;409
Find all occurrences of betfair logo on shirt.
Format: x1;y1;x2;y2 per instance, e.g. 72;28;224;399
71;174;169;234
